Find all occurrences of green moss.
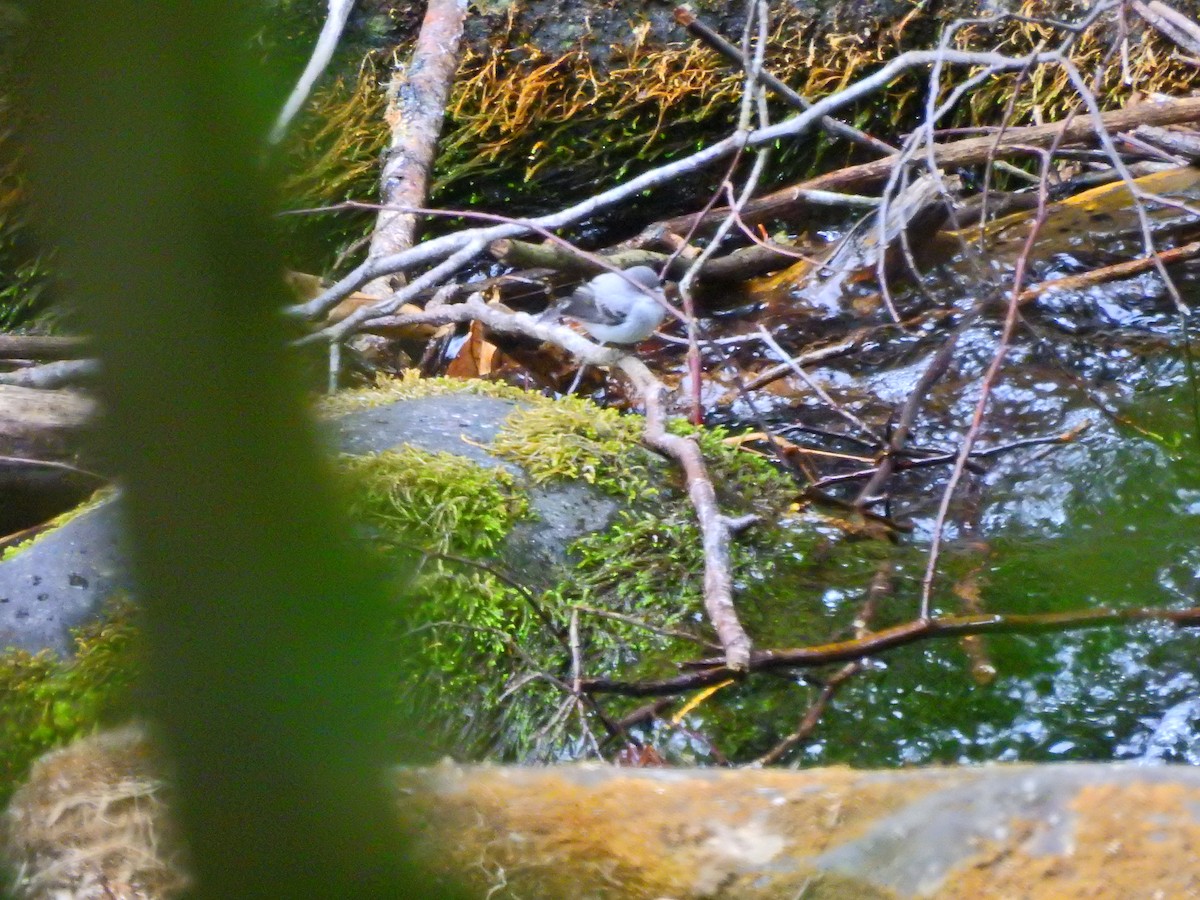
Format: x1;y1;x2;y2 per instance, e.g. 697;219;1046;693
327;383;825;759
572;510;704;619
669;420;797;515
334;443;555;757
315;371;536;418
0;596;141;805
276;62;387;273
387;563;554;758
340;445;527;556
0;95;57;329
492;397;659;502
0;383;836;769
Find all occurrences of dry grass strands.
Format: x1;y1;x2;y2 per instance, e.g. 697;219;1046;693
3;725;188;900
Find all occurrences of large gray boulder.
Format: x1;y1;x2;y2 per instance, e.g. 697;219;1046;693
0;392;618;657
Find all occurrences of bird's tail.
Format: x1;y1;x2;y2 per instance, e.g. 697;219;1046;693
537;302;564;324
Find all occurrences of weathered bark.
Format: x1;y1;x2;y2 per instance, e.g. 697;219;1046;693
1135;0;1200;56
362;0;469;298
1134;122;1200;161
488;237;796;282
0;384;100;536
0;359;100;389
0;384;94;462
0;335;90;360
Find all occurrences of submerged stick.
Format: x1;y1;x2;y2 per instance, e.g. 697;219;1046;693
581;604;1200;696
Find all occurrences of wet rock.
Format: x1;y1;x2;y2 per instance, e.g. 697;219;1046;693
402;760;1200;898
0;499;130;657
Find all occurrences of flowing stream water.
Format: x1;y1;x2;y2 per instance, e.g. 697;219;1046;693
627;166;1200;765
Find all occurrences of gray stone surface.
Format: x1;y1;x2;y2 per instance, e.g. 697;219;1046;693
1;394;620;657
0;499;131;656
327;394;523;472
404;760;1200;898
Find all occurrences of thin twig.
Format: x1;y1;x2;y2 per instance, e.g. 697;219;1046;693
0;455;107;482
268;0;356;144
756;326;883;444
573;604;722;651
672;4;897;156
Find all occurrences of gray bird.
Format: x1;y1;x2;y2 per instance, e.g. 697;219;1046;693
542;266;667;345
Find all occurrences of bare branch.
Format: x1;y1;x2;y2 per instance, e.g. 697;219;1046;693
672;4;897;156
581;605;1200;696
343;293;754;668
286;48;1070;323
362;0;469;297
268;0;356;145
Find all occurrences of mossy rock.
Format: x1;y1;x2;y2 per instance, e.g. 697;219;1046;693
0;490;128;657
0;377;841;788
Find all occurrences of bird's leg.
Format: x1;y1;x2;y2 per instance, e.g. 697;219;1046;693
567;363;589;394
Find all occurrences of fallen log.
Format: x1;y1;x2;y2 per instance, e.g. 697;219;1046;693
0;335;91;361
0;384;94;462
11;725;1200;900
0;384;100;536
0;359;100;389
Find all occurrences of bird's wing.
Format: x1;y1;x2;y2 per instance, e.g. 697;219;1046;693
557;285;627;326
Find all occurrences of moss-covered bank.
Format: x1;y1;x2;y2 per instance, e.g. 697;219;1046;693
1;378;843;798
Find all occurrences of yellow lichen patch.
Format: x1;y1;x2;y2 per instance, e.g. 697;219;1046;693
961;165;1200;248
